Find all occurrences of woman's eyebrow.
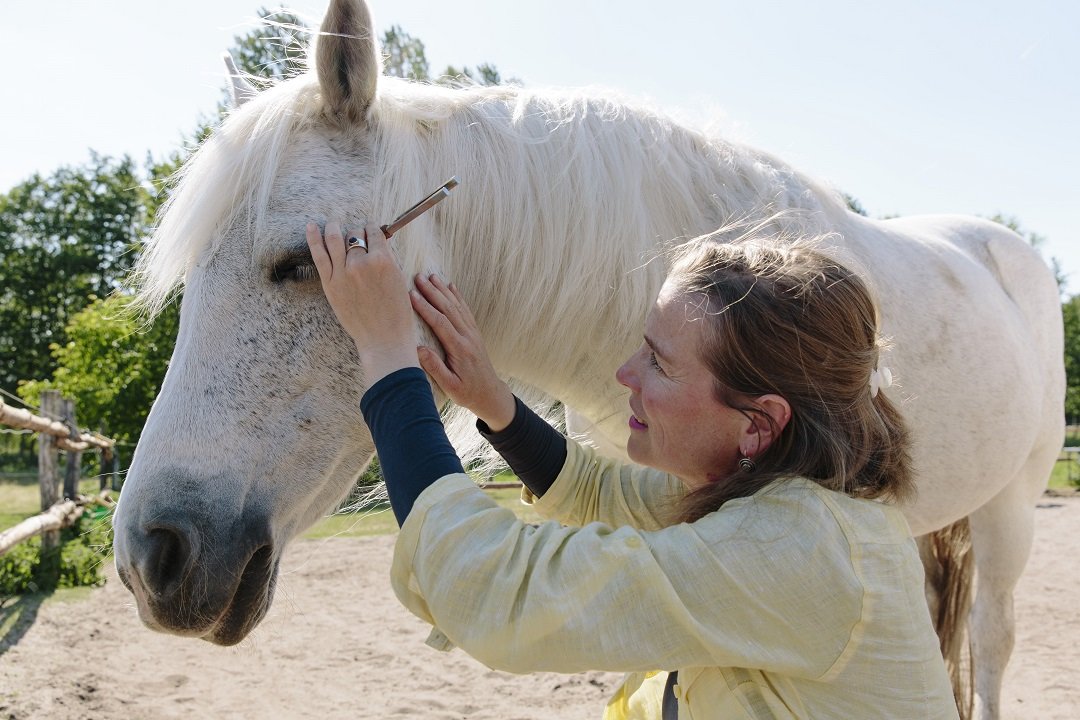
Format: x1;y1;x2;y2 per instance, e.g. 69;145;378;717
644;335;674;364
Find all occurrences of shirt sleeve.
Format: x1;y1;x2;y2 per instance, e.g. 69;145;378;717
523;439;686;531
391;474;865;679
477;395;566;499
360;367;464;525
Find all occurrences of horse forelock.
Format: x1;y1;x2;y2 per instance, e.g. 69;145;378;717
133;75;327;316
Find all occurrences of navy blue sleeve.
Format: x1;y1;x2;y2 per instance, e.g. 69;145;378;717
359;367;464;526
477;396;566;498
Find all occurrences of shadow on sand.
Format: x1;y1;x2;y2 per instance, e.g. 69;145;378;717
0;591;49;658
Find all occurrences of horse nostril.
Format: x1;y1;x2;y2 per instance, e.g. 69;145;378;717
142;525;195;598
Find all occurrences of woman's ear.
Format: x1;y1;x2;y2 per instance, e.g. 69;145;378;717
738;394;791;458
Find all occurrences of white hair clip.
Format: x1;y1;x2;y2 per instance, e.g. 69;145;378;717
870;366;893;398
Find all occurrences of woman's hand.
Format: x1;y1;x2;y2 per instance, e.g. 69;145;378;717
306;221;419;385
411;274;516;432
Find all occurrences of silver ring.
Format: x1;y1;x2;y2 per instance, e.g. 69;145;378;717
346;235;368;252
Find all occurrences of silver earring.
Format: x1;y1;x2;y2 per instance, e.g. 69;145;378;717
738;456;756;473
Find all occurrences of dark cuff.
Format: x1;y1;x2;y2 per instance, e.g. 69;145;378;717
360;367;464;525
477;396;566;498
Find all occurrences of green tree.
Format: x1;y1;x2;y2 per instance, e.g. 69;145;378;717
230;7;308;81
440;61;507;86
382;24;430;80
18;296;179;447
1064;295;1080;422
842;193;868;217
0;154;148;392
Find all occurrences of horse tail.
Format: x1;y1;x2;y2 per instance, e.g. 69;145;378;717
926;517;975;720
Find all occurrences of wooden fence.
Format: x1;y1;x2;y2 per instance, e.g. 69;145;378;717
0;390;118;557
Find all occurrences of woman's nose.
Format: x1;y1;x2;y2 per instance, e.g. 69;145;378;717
615;354;637;390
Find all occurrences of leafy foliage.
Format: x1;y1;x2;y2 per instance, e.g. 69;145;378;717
440;62;506;86
1064;296;1080;421
18;296;179;447
842;193;868;216
0;511;112;597
230;7;308;81
0;154;149;391
382;24;430;80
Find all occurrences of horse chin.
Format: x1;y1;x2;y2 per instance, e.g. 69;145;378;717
119;544;280;646
202;546;280;646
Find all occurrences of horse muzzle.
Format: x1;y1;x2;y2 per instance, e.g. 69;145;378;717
113;493;280;646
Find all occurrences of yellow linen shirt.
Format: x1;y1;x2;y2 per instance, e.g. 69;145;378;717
391;439;959;719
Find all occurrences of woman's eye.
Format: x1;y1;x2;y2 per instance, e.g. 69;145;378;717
649;352;666;374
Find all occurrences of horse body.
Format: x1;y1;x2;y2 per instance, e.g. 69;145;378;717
112;1;1064;716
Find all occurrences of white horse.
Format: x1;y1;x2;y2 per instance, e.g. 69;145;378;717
112;1;1064;718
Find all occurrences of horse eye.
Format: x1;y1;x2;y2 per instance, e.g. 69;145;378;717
271;262;318;283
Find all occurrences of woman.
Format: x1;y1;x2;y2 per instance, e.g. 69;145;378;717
306;219;959;719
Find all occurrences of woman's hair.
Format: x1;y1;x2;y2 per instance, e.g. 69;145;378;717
666;227;914;522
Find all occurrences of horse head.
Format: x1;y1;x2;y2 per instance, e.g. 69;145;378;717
113;0;402;645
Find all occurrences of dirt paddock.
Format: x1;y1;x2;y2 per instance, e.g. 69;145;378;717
2;495;1078;719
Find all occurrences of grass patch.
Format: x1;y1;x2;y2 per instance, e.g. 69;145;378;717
1050;452;1080;489
0;476;41;523
0;477;108;531
303;482;539;539
0;513;28;532
304;504;399;539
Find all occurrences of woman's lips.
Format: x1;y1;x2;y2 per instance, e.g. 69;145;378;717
629;415;648;430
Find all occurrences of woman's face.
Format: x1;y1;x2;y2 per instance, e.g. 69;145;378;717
616;283;749;490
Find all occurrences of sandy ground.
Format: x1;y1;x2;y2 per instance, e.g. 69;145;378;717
2;495;1078;720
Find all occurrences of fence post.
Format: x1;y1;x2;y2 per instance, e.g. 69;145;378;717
63;398;81;500
38;390;62;555
100;446;111;491
111;448;121;491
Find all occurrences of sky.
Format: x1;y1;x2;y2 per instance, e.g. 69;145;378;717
5;0;1077;294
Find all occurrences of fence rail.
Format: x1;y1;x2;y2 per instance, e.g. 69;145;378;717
0;397;113;452
0;390;118;558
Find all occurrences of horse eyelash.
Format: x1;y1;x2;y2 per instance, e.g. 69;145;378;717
271;262;318;283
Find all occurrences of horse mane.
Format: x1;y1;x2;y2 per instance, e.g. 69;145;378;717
369;77;847;383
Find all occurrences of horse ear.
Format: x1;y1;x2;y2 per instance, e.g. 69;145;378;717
317;0;380;124
222;53;257;108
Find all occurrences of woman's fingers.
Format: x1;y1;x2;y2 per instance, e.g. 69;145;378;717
306;223;332;280
410;288;458;345
325;221;346;269
417;345;458;389
416;273;480;335
411;279;472;348
420;274;458;311
366;222;388;249
414;275;454;319
355;222;388;262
